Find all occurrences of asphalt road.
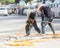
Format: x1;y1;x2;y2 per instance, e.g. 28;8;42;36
0;15;60;48
0;14;60;34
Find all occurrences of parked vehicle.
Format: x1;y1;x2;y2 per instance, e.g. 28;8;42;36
0;6;8;16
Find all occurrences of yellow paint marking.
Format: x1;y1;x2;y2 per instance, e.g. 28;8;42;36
16;33;40;36
16;33;60;36
5;40;34;46
30;38;54;42
5;37;59;46
6;43;22;46
4;33;60;46
16;33;25;36
46;34;60;36
22;41;34;46
7;42;33;46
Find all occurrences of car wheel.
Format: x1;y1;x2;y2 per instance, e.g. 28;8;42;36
4;15;7;16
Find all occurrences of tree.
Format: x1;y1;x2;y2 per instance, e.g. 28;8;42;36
15;0;20;4
9;0;15;3
25;0;32;3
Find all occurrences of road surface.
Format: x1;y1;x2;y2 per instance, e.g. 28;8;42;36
0;15;60;48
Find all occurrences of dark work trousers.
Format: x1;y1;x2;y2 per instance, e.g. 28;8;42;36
25;20;41;36
41;17;55;34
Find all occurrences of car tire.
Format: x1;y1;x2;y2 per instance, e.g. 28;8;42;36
4;15;7;16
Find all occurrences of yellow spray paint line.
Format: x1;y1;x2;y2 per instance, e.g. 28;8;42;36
46;34;60;36
16;33;25;36
4;38;55;46
1;34;60;39
16;33;38;36
5;40;34;46
5;42;34;46
4;33;60;46
4;36;60;47
16;33;60;36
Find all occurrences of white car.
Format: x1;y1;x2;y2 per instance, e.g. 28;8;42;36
0;7;8;16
